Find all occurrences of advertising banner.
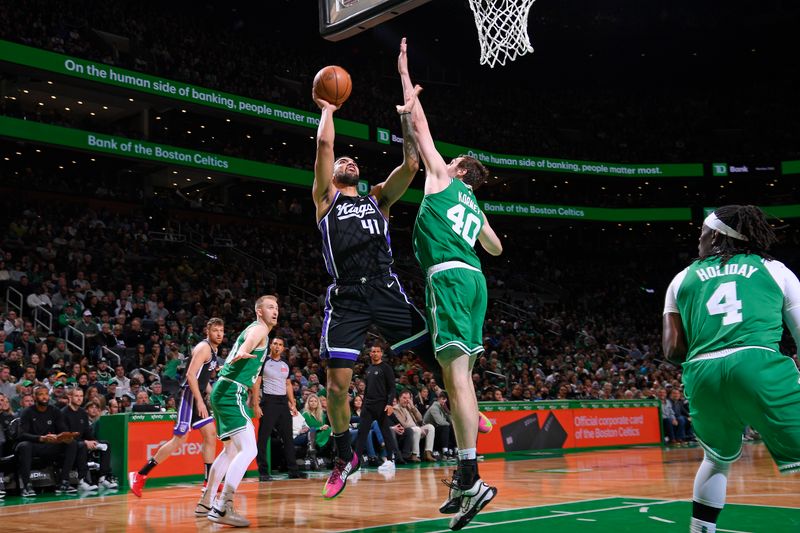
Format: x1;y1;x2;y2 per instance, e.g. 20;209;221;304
435;141;704;177
477;400;661;454
0;39;369;140
125;413;258;481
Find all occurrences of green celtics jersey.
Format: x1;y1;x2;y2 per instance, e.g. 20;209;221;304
670;254;784;360
413;179;484;272
219;321;269;387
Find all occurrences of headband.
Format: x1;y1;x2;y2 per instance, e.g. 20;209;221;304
704;212;749;241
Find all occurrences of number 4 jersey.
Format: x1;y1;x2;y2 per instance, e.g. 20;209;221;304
664;254;800;361
413;178;484;272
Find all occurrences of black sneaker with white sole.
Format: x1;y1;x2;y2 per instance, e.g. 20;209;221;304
55;481;78;495
21;485;36;498
449;479;497;531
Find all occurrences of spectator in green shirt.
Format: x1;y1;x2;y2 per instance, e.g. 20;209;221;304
148;381;166;407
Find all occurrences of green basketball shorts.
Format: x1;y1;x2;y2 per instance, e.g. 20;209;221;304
425;261;487;362
211;377;253;440
682;347;800;473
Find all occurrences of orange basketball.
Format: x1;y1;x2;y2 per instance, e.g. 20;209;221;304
313;65;352;107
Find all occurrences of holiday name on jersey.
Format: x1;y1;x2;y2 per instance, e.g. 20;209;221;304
458;191;479;213
336;202;376;220
695;263;759;282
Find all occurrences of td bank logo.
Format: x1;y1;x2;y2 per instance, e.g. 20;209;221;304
712;163;728;177
146;440;203;458
376;128;390;145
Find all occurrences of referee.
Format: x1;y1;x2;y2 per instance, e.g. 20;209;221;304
255;337;306;480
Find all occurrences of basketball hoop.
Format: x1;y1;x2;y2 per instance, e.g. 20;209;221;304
468;0;536;68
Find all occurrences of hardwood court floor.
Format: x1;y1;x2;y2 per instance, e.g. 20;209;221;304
0;443;797;532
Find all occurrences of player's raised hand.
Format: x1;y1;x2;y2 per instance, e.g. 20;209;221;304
313;88;340;112
398;37;409;76
396;84;423;115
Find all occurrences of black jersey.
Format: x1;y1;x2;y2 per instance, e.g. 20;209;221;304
318;192;394;281
180;339;218;391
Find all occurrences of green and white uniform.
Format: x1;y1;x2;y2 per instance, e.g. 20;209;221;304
211;321;269;439
664;254;800;472
413;178;488;361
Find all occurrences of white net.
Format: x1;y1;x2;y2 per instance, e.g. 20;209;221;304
468;0;536;68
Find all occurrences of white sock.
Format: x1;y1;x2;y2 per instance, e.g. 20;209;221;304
693;454;729;508
224;428;258;493
458;448;477;461
690;517;716;532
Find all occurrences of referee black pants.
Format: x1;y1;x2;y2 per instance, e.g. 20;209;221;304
355;402;402;460
257;394;298;475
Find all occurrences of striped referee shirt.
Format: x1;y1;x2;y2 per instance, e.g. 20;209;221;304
262;357;289;395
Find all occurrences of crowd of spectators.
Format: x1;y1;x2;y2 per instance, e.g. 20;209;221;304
1;164;798;491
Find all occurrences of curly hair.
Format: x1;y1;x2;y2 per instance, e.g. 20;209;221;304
700;205;777;265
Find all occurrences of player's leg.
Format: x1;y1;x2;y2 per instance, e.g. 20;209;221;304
131;390;194;496
440;353;495;529
691;453;730;532
430;268;496;529
198;423;217;486
208;383;255;526
319;283;369;498
208;428;256;527
734;349;800;474
200;438;237;518
441;353;479;463
682;356;746;533
322;360;361;499
201;378;246;517
189;399;216;485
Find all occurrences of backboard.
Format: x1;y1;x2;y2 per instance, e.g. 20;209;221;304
319;0;432;41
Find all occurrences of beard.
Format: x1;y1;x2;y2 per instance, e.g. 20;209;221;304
334;169;359;186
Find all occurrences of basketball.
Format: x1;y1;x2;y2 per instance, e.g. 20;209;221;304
313;65;352;107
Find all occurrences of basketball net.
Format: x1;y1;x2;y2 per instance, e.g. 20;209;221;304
468;0;536;68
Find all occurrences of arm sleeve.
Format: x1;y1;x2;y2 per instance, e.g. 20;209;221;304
383;363;396;405
663;268;689;315
765;260;800;349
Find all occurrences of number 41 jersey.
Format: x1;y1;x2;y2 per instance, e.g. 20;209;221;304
664;254;792;361
413;178;484;272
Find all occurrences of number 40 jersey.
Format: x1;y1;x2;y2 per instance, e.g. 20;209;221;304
413;178;484;273
663;254;799;361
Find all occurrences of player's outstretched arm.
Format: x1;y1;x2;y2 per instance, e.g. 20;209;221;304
372;86;423;211
398;38;449;194
313;90;339;220
478;214;503;256
662;313;688;365
186;342;212;416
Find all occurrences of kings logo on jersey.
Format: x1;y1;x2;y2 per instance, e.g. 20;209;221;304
336;202;376;220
